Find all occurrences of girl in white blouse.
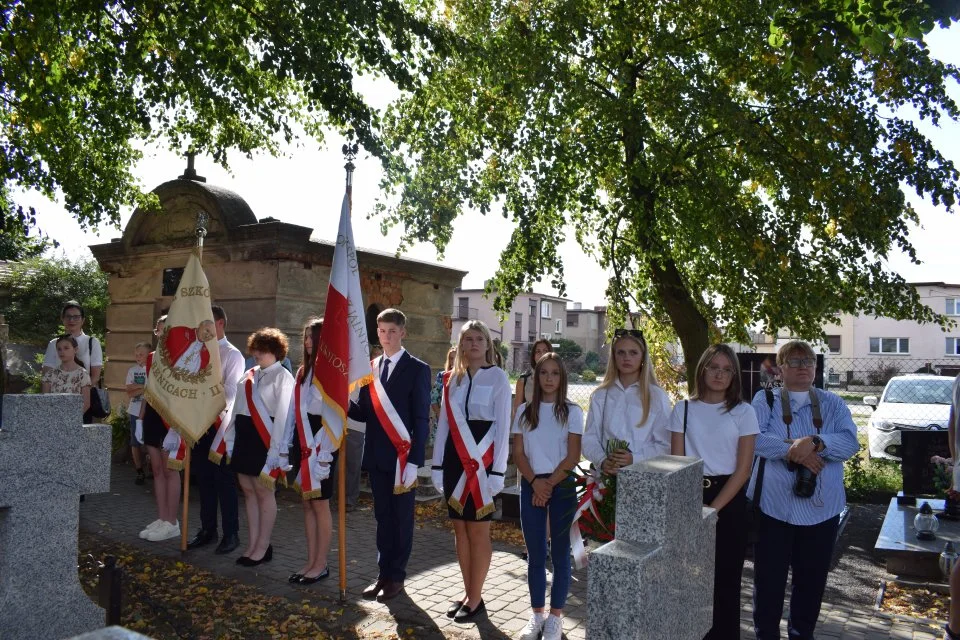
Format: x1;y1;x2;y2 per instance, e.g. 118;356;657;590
669;344;758;640
225;328;295;567
432;320;511;622
582;329;672;474
512;353;583;640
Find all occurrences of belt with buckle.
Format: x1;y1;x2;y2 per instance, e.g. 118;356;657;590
703;475;730;489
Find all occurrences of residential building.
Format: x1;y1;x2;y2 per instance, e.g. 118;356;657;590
451;288;569;372
565;303;609;360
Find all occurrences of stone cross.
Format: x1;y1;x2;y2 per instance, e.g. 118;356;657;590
0;394;111;637
587;455;717;639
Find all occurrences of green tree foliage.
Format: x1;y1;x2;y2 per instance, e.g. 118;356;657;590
379;0;960;383
554;338;583;362
0;0;439;243
4;255;109;344
584;350;601;371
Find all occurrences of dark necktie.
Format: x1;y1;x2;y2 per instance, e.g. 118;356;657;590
380;358;390;385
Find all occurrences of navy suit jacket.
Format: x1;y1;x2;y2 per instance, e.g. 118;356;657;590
348;350;432;473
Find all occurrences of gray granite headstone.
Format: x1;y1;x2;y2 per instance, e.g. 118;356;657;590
0;394;111;638
587;455;717;639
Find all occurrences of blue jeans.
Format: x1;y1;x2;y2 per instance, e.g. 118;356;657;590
520;476;577;610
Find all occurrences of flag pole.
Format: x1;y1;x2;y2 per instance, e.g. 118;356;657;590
180;211;208;553
337;142;358;603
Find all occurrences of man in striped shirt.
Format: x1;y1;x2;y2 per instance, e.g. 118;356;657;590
747;340;859;640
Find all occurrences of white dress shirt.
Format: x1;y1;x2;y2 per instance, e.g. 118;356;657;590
377;348;406;382
218;337;245;422
224;360;295;458
581;379;673;467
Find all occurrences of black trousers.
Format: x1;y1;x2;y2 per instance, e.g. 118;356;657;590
753;511;840;639
369;467;416;582
703;476;748;640
192;427;239;537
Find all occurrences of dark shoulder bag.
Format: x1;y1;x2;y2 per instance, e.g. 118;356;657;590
87;337;110;419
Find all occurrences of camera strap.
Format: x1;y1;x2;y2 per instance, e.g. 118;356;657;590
780;388;823;440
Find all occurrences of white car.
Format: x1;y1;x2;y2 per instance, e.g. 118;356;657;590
865;374;953;460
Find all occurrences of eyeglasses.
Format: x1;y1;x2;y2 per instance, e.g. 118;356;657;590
614;328;645;342
705;366;735;377
785;357;817;368
63;314;82;321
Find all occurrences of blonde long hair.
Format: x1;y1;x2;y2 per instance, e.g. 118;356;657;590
594;332;660;427
452;320;498;383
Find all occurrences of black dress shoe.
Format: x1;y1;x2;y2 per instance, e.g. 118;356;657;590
263;544;273;562
446;600;466;618
215;533;240;555
240;544;273;567
298;568;330;584
236;556;251;565
187;529;218;550
454;600;486;622
362;579;384;599
288;573;304;583
377;580;404;602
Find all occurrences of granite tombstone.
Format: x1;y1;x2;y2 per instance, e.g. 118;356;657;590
0;394;111;638
587;455;717;640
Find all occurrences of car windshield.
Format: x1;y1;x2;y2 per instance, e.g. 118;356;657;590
882;378;954;405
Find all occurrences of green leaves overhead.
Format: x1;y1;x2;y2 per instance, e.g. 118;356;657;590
380;0;959;378
0;0;440;237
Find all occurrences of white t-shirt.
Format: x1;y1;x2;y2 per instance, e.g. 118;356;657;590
125;364;147;416
511;402;585;475
667;400;760;476
43;332;103;372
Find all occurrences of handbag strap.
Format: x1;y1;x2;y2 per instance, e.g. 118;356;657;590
88;336;103;388
754;457;767;510
681;399;688;456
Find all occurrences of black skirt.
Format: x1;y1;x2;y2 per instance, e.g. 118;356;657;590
229;414;272;477
290;413;338;501
142;403;167;449
443;419;496;521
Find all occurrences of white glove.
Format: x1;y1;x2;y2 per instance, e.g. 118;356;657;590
312;457;331;481
403;462;418;488
161;429;180;454
279;453;293;472
487;474;505;496
317;449;334;464
431;469;444;493
134;419;143;444
266;452;281;470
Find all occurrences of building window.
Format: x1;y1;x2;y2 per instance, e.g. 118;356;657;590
826;335;841;354
948;298;960;316
567;314;579;327
541;301;552;318
555;319;563;333
947;337;960;356
869;337;909;354
457;297;469;319
514;313;522;341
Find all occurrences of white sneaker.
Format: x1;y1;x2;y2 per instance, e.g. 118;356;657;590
519;613;546;640
541;615;563;640
139;519;163;539
145;520;180;541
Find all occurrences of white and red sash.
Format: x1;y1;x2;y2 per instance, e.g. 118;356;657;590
244;369;284;489
569;469;609;569
208;414;227;464
147;352;188;470
369;359;415;494
293;378;328;499
443;372;496;519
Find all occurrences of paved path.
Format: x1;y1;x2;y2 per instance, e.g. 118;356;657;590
80;463;945;639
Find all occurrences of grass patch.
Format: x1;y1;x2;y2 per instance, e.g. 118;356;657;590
845;434;902;503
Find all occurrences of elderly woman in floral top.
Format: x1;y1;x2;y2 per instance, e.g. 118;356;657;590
41;334;92;414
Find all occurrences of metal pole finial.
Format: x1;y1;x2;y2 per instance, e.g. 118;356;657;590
195;211;208;253
342;141;359;188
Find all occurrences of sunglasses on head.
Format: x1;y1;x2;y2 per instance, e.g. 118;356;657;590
614;328;645;342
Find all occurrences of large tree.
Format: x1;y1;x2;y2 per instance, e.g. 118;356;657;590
0;0;439;243
379;0;960;382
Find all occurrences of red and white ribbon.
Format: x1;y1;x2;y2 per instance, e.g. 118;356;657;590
244;370;284;488
569;470;609;569
293;378;328;498
369;363;414;494
443;372;496;519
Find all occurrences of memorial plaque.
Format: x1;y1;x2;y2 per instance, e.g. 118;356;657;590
901;429;951;496
737;352;824;402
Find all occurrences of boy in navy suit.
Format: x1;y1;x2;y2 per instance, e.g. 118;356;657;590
349;308;431;601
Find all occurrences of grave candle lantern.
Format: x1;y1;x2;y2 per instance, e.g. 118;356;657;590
940;541;958;578
914;501;940;541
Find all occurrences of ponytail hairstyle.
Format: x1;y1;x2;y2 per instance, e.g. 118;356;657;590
55;334;85;368
520;353;571;431
298;317;324;384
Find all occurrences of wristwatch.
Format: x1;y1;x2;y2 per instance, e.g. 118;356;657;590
812;435;824;453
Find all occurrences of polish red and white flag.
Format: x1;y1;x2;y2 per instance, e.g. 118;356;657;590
312;192;372;446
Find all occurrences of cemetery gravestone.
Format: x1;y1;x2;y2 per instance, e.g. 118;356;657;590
901;430;950;496
0;394;111;638
587;455;717;639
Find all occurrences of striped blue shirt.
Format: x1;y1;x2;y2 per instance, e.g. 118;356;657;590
746;388;860;526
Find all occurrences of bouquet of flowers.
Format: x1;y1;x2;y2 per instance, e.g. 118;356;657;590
932;455;954;496
570;438;630;543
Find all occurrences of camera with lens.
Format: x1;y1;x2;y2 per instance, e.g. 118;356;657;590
787;461;817;498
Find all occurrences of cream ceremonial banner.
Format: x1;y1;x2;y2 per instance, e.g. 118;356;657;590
144;249;225;446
